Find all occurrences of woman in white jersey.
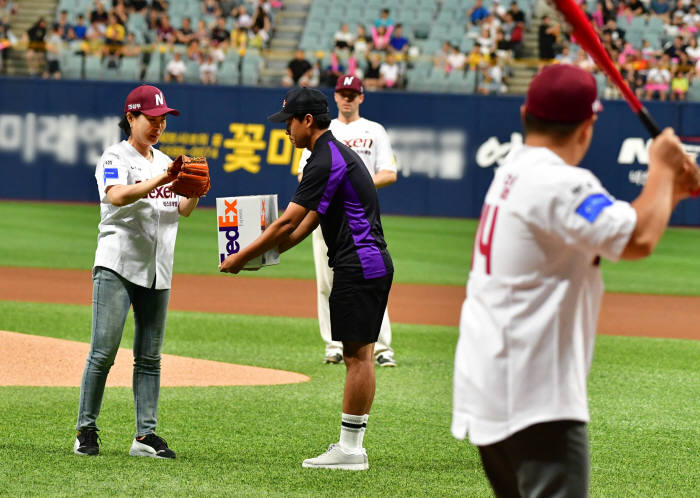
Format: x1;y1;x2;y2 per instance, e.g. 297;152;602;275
74;85;200;459
297;75;399;366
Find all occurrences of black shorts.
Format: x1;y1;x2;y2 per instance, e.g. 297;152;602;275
47;60;59;74
478;420;589;498
329;273;393;343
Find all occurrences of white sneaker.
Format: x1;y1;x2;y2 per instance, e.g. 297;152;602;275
129;433;176;459
302;444;369;470
376;354;397;367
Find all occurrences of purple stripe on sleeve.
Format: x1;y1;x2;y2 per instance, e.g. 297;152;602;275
318;142;347;215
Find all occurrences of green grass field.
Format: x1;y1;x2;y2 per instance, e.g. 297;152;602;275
1;200;700;291
0;201;699;496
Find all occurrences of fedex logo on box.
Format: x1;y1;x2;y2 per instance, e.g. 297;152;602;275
216;195;280;269
218;199;240;263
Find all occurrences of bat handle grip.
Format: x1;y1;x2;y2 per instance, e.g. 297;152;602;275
637;107;661;138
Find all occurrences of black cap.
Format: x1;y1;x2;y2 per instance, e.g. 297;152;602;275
267;87;330;122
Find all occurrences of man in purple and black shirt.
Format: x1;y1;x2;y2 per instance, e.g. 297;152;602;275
220;87;393;471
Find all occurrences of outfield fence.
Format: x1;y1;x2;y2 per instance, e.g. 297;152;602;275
2;77;700;225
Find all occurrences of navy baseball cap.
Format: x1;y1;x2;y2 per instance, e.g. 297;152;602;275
525;65;602;123
267;87;330;122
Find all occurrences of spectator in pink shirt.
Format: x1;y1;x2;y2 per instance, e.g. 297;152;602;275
371;24;394;51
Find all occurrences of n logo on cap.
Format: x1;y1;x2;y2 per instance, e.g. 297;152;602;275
343;76;354;86
155;93;164;106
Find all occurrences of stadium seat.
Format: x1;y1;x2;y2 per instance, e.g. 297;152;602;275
626;29;644;48
448;24;466;42
184;60;201;84
117;56;142;81
460;36;475;53
126;12;147;35
430;24;450;41
422;39;442;55
463;70;478;93
616;14;631;29
426;68;449;92
143;54;163;82
84;55;104;80
60;52;83;80
594;71;607;97
241;55;261;85
629;16;646;30
217;61;240;85
446;69;467;92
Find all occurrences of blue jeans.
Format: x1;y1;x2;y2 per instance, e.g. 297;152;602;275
76;267;170;437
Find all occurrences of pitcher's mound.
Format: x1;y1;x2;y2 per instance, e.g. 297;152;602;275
0;330;309;387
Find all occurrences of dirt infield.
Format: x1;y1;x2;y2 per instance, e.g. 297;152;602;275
1;267;698;340
0;266;698;387
0;330;309;387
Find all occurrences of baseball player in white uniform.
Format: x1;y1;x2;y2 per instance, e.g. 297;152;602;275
74;85;201;459
452;65;700;496
297;75;399;366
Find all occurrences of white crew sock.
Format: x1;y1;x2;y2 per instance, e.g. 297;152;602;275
339;413;366;452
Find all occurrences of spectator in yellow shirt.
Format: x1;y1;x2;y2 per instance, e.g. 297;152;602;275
103;12;124;57
467;43;490;71
671;70;689;101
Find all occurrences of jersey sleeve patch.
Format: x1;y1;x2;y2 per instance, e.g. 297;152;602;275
575;193;613;223
103;168;119;182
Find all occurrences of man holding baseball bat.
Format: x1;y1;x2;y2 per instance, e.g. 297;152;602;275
452;64;700;497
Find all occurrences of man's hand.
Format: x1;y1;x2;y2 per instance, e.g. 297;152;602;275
648;128;685;177
219;253;245;274
674;154;700;202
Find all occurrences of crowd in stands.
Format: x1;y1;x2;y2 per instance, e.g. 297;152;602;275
428;0;528;95
6;0;700;101
538;0;700;101
289;2;527;95
284;8;420;91
7;0;278;83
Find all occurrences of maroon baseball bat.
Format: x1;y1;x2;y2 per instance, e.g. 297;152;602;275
551;0;661;137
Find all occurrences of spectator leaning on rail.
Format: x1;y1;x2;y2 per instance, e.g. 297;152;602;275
283;49;313;87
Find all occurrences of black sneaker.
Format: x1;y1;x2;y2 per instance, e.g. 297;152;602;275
129;433;176;459
74;428;99;456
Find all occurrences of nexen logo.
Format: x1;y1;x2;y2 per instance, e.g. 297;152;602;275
219;199;239;263
343;138;373;149
135;180;176;199
128;103;142;110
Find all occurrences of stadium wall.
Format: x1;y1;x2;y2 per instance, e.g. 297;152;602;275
2;78;700;225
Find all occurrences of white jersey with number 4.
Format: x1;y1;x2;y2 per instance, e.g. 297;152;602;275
452;145;637;446
297;118;397;176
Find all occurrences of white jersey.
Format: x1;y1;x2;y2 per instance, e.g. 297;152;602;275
298;117;397;176
452;145;637;446
94;140;180;289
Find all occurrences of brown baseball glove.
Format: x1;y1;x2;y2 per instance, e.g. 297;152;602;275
170;155;210;198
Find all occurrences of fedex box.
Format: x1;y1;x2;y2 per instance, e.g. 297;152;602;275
216;194;280;269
